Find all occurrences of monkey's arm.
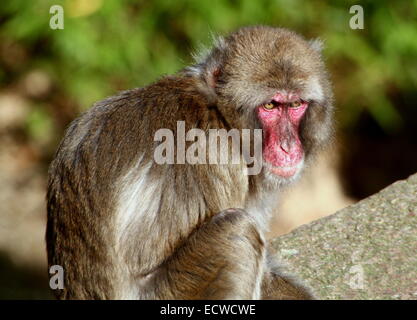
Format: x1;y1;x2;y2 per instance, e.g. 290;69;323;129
149;209;265;300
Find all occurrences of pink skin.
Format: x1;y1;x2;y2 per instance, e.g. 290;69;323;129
257;92;308;178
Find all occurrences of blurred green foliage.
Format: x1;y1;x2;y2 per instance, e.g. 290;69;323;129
0;0;416;140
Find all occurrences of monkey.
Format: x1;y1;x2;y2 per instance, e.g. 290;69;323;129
46;25;334;300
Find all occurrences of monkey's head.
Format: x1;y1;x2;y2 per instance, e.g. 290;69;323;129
190;26;334;184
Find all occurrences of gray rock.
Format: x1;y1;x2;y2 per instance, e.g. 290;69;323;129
270;173;417;300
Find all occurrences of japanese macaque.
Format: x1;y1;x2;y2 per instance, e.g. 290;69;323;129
46;26;333;300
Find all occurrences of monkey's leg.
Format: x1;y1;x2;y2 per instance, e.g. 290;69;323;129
150;209;265;300
261;253;315;300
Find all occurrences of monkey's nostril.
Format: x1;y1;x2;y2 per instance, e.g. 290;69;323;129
280;141;291;153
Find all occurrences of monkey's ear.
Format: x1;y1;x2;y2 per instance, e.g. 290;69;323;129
308;38;324;53
190;36;226;95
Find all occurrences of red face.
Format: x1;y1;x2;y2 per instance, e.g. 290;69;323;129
257;92;308;178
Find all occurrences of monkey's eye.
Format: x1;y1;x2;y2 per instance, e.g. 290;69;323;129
263;102;275;110
289;100;302;108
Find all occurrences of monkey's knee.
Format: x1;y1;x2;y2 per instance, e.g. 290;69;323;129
211;208;263;239
205;209;264;257
170;208;265;299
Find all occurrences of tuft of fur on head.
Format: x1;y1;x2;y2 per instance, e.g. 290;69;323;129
308;38;324;53
190;31;226;67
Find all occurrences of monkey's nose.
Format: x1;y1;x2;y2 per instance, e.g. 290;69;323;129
280;141;291;154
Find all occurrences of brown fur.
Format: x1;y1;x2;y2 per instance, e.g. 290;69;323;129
46;26;333;299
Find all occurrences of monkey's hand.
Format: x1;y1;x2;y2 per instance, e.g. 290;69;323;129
157;208;265;299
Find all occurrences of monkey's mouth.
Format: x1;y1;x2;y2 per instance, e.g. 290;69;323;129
266;158;304;178
270;166;298;177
